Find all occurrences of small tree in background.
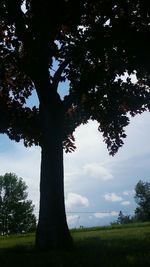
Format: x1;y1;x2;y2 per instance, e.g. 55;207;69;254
0;173;36;235
134;180;150;222
117;211;132;225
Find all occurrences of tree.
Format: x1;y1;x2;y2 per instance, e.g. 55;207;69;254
1;0;150;249
134;180;150;222
0;173;36;235
117;211;132;225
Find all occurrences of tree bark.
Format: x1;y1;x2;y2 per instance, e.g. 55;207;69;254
35;88;73;250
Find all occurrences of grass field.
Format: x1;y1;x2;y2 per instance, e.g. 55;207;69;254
0;222;150;267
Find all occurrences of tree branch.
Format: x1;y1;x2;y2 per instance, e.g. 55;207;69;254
52;60;69;91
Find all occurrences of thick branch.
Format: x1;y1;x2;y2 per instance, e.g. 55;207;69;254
53;60;69;92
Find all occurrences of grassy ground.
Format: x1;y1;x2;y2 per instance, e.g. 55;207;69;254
0;223;150;267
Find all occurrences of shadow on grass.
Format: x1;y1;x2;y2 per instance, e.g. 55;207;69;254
75;236;150;267
0;235;150;267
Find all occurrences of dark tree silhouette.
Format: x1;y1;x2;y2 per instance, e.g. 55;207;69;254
0;173;36;235
1;0;150;249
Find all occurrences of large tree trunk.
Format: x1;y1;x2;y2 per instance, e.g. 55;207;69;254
35;85;73;250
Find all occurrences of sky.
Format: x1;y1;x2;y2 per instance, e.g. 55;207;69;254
1;84;150;229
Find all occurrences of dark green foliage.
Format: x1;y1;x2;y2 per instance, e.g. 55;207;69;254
0;173;36;235
134;180;150;221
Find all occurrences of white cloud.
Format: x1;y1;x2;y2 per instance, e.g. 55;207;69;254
67;215;80;226
104;193;123;202
121;201;130;206
66;121;109;166
111;211;119;216
65;193;89;210
94;212;110;218
83;163;113;180
123;191;130;196
0;142;41;182
122;190;135;196
64;170;81;190
94;211;119;218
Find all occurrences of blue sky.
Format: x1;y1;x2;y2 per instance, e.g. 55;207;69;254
1;84;150;228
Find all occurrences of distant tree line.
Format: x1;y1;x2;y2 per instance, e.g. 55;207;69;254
0;173;36;235
113;180;150;225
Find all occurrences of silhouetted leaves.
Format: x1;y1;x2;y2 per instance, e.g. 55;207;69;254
1;1;150;154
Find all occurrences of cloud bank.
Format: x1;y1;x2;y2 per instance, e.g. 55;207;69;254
65;193;89;210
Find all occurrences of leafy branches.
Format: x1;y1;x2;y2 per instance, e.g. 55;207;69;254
1;0;150;155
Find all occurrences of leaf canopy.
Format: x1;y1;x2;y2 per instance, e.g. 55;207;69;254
1;0;150;154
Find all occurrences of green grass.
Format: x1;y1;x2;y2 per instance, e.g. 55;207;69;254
0;223;150;267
